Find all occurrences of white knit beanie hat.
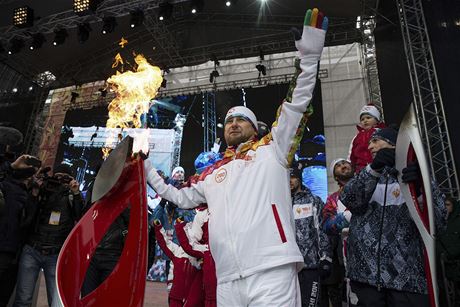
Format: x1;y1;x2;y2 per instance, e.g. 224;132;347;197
359;105;380;121
171;166;184;177
224;106;258;132
329;158;350;176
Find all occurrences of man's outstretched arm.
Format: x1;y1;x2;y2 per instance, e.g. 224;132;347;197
271;8;328;167
144;160;206;209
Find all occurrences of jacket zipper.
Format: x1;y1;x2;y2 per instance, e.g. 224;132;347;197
376;173;390;291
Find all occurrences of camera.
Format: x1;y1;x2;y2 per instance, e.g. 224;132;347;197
35;168;73;196
24;156;42;168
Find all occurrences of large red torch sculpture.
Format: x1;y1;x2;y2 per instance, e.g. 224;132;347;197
396;105;439;307
55;136;148;307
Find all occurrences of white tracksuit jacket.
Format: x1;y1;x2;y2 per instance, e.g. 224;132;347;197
145;26;326;285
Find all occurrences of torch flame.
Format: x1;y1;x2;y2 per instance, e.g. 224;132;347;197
103;54;163;157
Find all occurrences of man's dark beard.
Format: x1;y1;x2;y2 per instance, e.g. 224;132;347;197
335;172;353;183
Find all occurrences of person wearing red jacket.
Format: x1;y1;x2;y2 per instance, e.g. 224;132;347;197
175;206;217;307
348;104;385;173
153;220;204;307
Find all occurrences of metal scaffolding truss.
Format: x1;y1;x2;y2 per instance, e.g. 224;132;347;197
158;73;294;98
202;91;216;152
23;88;50;155
171;114;186;170
54;15;359;87
396;0;459;197
359;16;383;111
0;0;189;41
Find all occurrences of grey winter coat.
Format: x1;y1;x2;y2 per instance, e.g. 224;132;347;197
340;165;446;294
292;188;332;269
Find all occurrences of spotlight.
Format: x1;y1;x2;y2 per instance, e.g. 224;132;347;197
158;2;173;21
12;88;18;93
13;6;34;28
30;33;45;50
130;9;144;28
256;64;267;76
225;0;237;7
53;29;68;46
190;0;204;14
73;0;102;15
29;86;33;91
77;23;92;43
8;38;24;55
101;16;117;34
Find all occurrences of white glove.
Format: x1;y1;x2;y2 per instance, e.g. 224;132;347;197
294;8;328;60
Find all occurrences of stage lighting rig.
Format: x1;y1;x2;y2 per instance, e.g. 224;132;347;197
30;33;45;50
130;9;144;28
53;29;68;46
256;64;266;76
190;0;204;14
73;0;102;16
8;38;24;55
256;49;266;76
209;60;220;83
158;2;173;21
13;6;34;28
78;23;92;43
102;16;117;34
70;91;79;103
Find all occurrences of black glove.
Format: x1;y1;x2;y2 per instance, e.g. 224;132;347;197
402;162;420;183
138;150;149;160
370;148;395;171
319;259;332;279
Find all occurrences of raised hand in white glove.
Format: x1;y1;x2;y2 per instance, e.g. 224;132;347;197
293;8;328;59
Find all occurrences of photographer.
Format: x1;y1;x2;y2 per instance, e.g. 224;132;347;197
13;163;83;307
0;154;40;307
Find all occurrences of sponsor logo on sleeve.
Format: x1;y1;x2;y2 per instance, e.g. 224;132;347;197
215;168;227;183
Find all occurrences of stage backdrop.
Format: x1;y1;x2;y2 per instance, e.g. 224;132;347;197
47;80;326;200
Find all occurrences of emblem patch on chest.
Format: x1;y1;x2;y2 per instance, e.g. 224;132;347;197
293;203;313;220
215;168;227;183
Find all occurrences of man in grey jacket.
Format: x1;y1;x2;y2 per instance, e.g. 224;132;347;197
340;127;446;306
290;169;332;307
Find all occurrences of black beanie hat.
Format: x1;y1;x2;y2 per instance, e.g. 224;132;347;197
54;163;73;176
290;168;303;181
370;127;398;146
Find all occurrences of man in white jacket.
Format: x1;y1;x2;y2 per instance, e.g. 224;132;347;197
144;8;328;306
